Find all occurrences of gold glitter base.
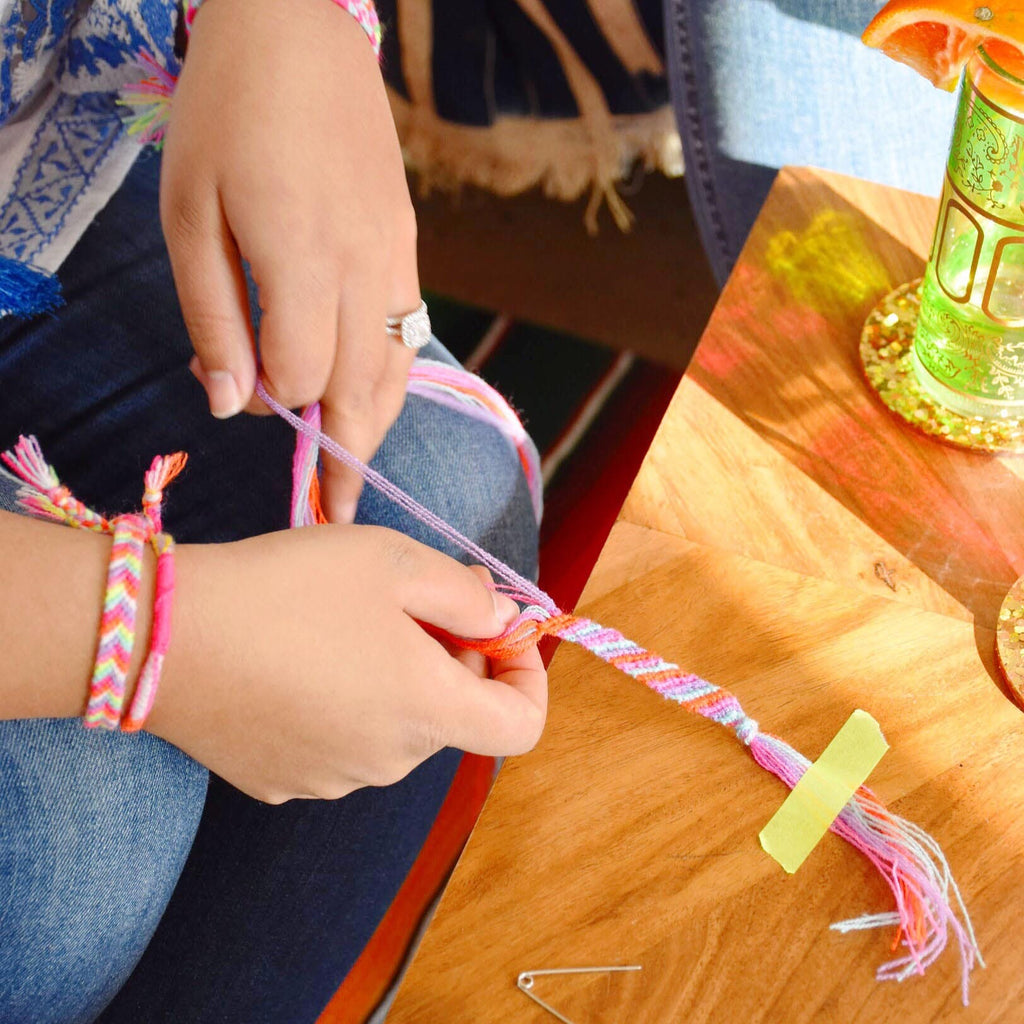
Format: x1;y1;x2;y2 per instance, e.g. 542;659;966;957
860;280;1024;453
997;577;1024;705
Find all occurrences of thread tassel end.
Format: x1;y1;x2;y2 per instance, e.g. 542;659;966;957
748;731;982;1004
117;51;179;147
0;257;62;319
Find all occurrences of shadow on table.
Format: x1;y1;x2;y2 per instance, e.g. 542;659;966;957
687;168;1024;699
555;528;1019;1018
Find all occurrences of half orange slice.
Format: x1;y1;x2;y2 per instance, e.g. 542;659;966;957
862;2;1024;89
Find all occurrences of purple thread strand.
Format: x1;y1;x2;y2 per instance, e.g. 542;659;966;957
256;381;555;612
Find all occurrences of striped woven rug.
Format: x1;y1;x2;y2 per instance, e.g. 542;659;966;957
316;293;681;1024
428;290;681;606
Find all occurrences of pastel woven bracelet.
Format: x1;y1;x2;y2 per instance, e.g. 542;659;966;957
84;514;149;728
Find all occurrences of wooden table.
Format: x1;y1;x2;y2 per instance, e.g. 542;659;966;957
386;167;1024;1023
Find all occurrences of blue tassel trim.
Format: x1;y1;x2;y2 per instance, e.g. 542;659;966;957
0;256;63;318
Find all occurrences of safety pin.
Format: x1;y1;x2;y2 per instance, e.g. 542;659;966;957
516;965;642;1024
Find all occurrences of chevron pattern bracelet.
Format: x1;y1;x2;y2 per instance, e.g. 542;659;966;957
84;514;149;728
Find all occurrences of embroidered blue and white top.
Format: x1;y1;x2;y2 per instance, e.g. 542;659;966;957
0;1;182;316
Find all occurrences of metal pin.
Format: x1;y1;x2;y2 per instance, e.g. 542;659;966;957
516;965;642;1024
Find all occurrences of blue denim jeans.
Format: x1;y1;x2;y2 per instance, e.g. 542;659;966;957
0;153;537;1024
667;0;959;284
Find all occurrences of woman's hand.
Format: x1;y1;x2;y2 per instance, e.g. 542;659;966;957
145;526;547;803
161;0;418;523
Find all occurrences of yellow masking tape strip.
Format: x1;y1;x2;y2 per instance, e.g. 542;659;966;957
759;709;889;875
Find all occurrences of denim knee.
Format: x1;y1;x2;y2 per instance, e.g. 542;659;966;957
0;466;18;513
0;720;207;1024
666;0;957;282
358;345;540;582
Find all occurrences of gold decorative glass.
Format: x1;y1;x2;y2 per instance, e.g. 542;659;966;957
912;44;1024;419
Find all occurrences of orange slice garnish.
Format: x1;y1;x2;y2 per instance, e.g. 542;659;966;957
863;3;1024;89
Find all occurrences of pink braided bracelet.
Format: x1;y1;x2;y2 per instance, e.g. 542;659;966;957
124;454;187;732
122;533;176;732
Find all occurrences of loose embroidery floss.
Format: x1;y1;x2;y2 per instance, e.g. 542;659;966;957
258;375;984;1005
118;52;180;146
406;360;543;522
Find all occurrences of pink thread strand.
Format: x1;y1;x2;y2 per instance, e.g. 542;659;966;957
256;380;554;612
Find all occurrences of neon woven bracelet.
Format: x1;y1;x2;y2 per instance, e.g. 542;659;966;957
84;514;149;730
184;0;382;57
121;452;187;732
121;533;176;733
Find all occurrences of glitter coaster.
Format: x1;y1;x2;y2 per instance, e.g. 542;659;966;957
860;280;1024;453
997;576;1024;705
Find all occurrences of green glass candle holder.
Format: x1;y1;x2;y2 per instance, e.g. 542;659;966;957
861;44;1024;452
914;45;1024;419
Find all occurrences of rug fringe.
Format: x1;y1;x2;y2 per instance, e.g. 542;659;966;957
389;95;683;234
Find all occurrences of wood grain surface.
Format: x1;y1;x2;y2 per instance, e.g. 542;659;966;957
385;167;1024;1023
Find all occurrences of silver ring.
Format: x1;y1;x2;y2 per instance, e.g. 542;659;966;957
385;300;431;350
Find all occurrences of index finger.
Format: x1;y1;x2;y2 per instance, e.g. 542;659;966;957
318;273;390;523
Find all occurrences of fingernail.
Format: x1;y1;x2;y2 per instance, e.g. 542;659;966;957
494;593;520;626
205;370;243;419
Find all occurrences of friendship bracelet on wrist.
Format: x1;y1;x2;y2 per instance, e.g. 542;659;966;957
84;514;149;729
122;453;187;732
184;0;382;56
1;437;186;732
122;532;176;732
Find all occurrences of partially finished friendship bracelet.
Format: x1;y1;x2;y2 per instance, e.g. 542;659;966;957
256;371;985;1006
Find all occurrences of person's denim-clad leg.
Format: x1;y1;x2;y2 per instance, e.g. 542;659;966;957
0;153;538;1024
666;0;959;284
